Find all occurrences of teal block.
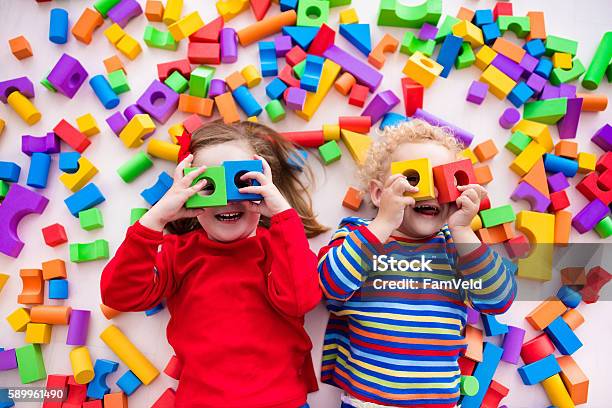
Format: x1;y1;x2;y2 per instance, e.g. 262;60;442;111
184;166;227;208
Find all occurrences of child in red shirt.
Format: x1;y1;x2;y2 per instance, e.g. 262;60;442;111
101;121;327;408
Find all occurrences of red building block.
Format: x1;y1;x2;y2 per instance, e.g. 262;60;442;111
286;45;307;66
503;234;530;259
187;42;221;65
580;266;611;304
42;223;68;247
576;172;612;205
163;355;182;380
53;119;91;153
401;77;423;116
481;380;509;408
151;388;176;408
549;190;570;212
521;333;555;364
309;24;335;56
157;59;191;82
493;2;513;20
348;84;369;107
432;159;477;204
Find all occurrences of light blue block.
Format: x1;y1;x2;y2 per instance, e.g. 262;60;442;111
145;302;164;316
223;160;263;202
460;342;503;408
473;10;494;26
232;86;262;117
524;39;546;58
0;162;20;183
508;82;535;107
482;23;501;44
535;58;553;78
518;354;561;385
140;171;173;206
265;77;288;100
300;55;324;92
27;153;51;189
116;370;142;396
556;285;582;309
64;183;105;217
543;154;578;177
87;359;119;399
481;314;509;337
436;34;463;78
49;8;69;44
48;279;68;299
89;75;120;109
380;112;410;129
59;152;81;173
258;42;278;77
545;316;583;355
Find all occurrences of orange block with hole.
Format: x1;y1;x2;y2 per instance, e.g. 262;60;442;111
178;94;213;117
526;296;567;330
42;259;67;280
342;187;363;211
368;33;399;69
557;356;589;405
554;210;571;246
562;308;584;330
18;269;44;305
477;223;514;244
463;325;483;362
104;55;125;74
474;165;493;185
225;71;247;91
72;8;104;44
9;36;33;60
520;158;549;198
456;6;475;21
555;141;578;159
526;11;546;41
473;139;498;162
214;92;240;124
145;0;165;22
492;37;525;63
335;72;356;96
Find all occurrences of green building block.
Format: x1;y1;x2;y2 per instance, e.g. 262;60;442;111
378;0;442;29
164;71;189;93
479;205;516;228
70;239;110;263
0;180;9;199
594;216;612;238
265;100;286;122
550;58;585;85
117;152;154;183
455;42;476;69
607;62;612;82
41;74;57;92
582;32;612;90
185;166;227;208
497;16;531;38
297;0;330;27
143;25;178;51
79;208;104;231
107;69;130;94
130;208;148;225
523;98;568;125
460;375;479;396
545;35;578;56
505;131;532;155
93;0;121;18
324;0;351;6
190;66;215;98
293;59;306;79
400;31;436;57
435;15;460;43
318;140;342;164
15;344;46;384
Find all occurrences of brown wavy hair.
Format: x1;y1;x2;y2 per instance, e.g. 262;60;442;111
167;120;328;237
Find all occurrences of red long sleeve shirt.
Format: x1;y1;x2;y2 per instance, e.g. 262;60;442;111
100;209;321;408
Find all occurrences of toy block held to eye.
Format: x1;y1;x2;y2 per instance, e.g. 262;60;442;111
391;158;434;201
185;167;228;208
223;160;263;202
432;159;477;204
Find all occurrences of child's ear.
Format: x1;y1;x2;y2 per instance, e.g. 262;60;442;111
369;180;383;208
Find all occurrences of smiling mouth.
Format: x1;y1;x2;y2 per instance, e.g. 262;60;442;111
215;212;244;222
413;204;440;216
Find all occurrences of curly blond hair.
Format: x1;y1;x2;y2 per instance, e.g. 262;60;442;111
357;119;464;192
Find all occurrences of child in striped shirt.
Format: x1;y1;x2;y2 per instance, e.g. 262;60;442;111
318;120;517;408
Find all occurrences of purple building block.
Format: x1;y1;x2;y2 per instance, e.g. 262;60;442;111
285;87;307;110
526;73;546;94
466;81;488;105
418;23;438;40
413;108;474;146
323;45;383;91
274;35;293;57
499;107;520;129
123;104;144;121
361;90;400;124
501;326;526;364
519;53;539;74
572;198;609;234
220;28;238;64
107;0;142;28
106;111;128;135
467;307;479;325
557;97;582;139
491;54;524;81
47;54;88;99
208;79;226;98
66;309;91;346
511;181;551;212
592;124;612;151
21;132;60;156
547;172;570;192
0;348;17;370
0;76;35;103
136;80;179;124
559;83;577;98
541;83;560;100
0;184;49;258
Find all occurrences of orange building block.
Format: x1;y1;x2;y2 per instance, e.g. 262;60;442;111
342;187;363;211
178;94;213;117
104;55;125;75
562;308;585;330
560;267;586;286
30;305;71;325
576;93;608;112
557;356;589;405
145;0;165;22
456;6;475;21
474;165;493;185
334;72;356;96
42;259;67;280
236;10;297;46
100;303;122;320
526;11;546;41
214;92;240;124
477;223;514;244
463;325;483;362
492;37;526;63
18;269;44;305
520;158;549;198
368;33;399;69
71;8;104;44
555;140;578;159
473;139;498;162
554;210;571;246
9;36;33;60
104;392;128;408
224;71;247;91
526;296;567;330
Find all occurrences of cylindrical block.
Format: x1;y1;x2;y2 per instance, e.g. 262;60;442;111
89;75;120;109
220;28;238;64
501;325;526;364
70;346;94;384
100;303;121;320
99;325;160;385
124;104;145;120
49;8;69;44
208;79;226;98
520;333;555;364
339;116;372;133
459;375;479;396
322;124;340;141
542;374;575;408
232;86;262;117
66;309;91;345
582;31;612;90
117;152;154;182
30;305;72;325
237;10;297;46
499;107;521;129
7;91;41;125
334;72;356;96
146;139;180;162
562;308;584;330
576;92;608;112
27;153;52;189
240;65;262;88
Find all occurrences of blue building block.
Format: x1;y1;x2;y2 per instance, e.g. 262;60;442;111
89;75;120;109
300;55;324;92
49;8;69;44
59;152;81;173
282;26;318;49
473;10;494;26
508;82;535;108
258;41;278;77
266;77;288;100
232;86;262;117
48;279;68;299
141;171;173;206
339;24;372;56
27;153;51;189
556;285;582;309
535;58;553;79
87;359;119;399
64;183;105;217
518;354;561;385
380;112;410;129
524;39;546;58
436;34;463;78
481;314;509;337
544;316;583;355
280;0;298;11
116;370;142;396
0;162;21;182
223;160;263;202
145;302;164;316
287;148;308;171
461;342;503;408
543;154;579;177
0;387;15;408
481;23;501;44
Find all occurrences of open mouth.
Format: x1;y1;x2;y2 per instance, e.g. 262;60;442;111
413;204;440;216
215;212;244;222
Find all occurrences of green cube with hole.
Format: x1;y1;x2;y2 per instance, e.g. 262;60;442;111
184;166;228;208
318;140;342;165
297;0;330;27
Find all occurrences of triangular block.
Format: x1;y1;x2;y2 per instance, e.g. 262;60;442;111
341;129;372;165
283;26;319;50
339;23;371;56
521;158;550;198
250;0;271;21
189;16;224;43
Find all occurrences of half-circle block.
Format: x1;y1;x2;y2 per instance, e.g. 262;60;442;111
87;359;119;399
377;0;442;28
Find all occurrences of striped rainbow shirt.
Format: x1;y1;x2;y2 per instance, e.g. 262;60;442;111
318;217;517;407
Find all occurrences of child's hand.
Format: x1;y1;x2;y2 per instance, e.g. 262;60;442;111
369;174;418;242
139;154;208;231
238;154;291;217
448;184;487;230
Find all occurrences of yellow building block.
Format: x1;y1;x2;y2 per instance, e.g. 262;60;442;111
7;307;31;332
542;374;576;408
0;273;8;294
147;139;180;162
339;8;359;24
516;210;555;281
76;113;100;137
120;114;156;148
104;23;125;45
512;120;553;152
480;65;516;99
452;20;483;47
59;156;99;192
577;152;596;173
391;158;435;201
323;124;340;141
216;0;249;22
25;322;52;344
7;91;41;125
163;0;183;25
296;59;341;121
240;65;262;88
552;52;572;69
340;129;372;166
168;11;204;41
116;35;141;60
0;118;5;135
70;346;95;384
402;51;443;88
471;215;483;231
247;116;258;122
475;45;498;70
460;148;479;164
167;123;184;144
510;142;546;176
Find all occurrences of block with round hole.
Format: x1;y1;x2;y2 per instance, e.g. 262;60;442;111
184;166;227;208
222;160;263;202
432;159;477;204
390;158;434;201
297;0;330;27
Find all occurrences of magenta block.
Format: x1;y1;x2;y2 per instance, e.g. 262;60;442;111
541;83;560;100
559;83;577;98
47;54;88;99
123;104;144;121
208;79;226;98
0;348;17;370
0;76;35;103
0;184;49;258
511;181;551;212
66;309;91;346
285;87;307;110
413;108;474;146
466;80;488;105
492;54;523;81
21;132;60;156
220;28;238;63
557;97;582;139
519;53;539;74
499;107;520;129
526;73;546;94
418;23;438;40
323;45;383;91
572;199;609;234
592;124;612;152
107;0;142;28
466;307;479;325
106;111;128;135
274;35;293;57
136;80;179;124
501;326;526;364
361;90;400;124
547;172;570;192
